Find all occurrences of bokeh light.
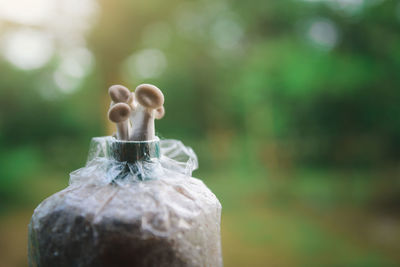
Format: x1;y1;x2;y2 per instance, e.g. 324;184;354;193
1;28;54;70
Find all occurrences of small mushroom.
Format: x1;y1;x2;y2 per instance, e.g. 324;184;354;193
108;85;136;140
155;106;165;120
109;85;131;103
108;103;131;140
129;84;165;141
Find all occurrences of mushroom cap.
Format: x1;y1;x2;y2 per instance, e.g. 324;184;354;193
108;103;131;123
155;106;165;119
135;84;164;109
109;85;131;103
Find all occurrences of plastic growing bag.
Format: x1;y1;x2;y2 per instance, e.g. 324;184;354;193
28;137;222;267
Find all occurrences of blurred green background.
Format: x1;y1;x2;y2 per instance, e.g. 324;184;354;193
1;0;400;266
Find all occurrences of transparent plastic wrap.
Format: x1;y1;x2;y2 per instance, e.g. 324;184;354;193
28;137;222;267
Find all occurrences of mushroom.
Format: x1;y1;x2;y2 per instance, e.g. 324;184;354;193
108;103;131;140
129;84;165;141
108;85;135;140
109;85;131;103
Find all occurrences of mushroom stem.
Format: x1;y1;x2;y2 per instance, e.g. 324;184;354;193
130;105;156;141
116;121;130;140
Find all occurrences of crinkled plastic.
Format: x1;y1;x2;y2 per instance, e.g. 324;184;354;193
28;137;222;267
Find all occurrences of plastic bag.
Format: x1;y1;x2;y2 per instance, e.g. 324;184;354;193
28;137;222;267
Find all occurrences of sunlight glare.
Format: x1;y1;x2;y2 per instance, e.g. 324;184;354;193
124;49;167;79
0;0;53;25
1;28;54;70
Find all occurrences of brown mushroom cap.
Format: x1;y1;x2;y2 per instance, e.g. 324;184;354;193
155;106;165;119
108;103;131;123
135;84;164;109
109;85;131;103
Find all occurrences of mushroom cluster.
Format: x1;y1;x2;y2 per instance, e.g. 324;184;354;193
107;84;165;141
